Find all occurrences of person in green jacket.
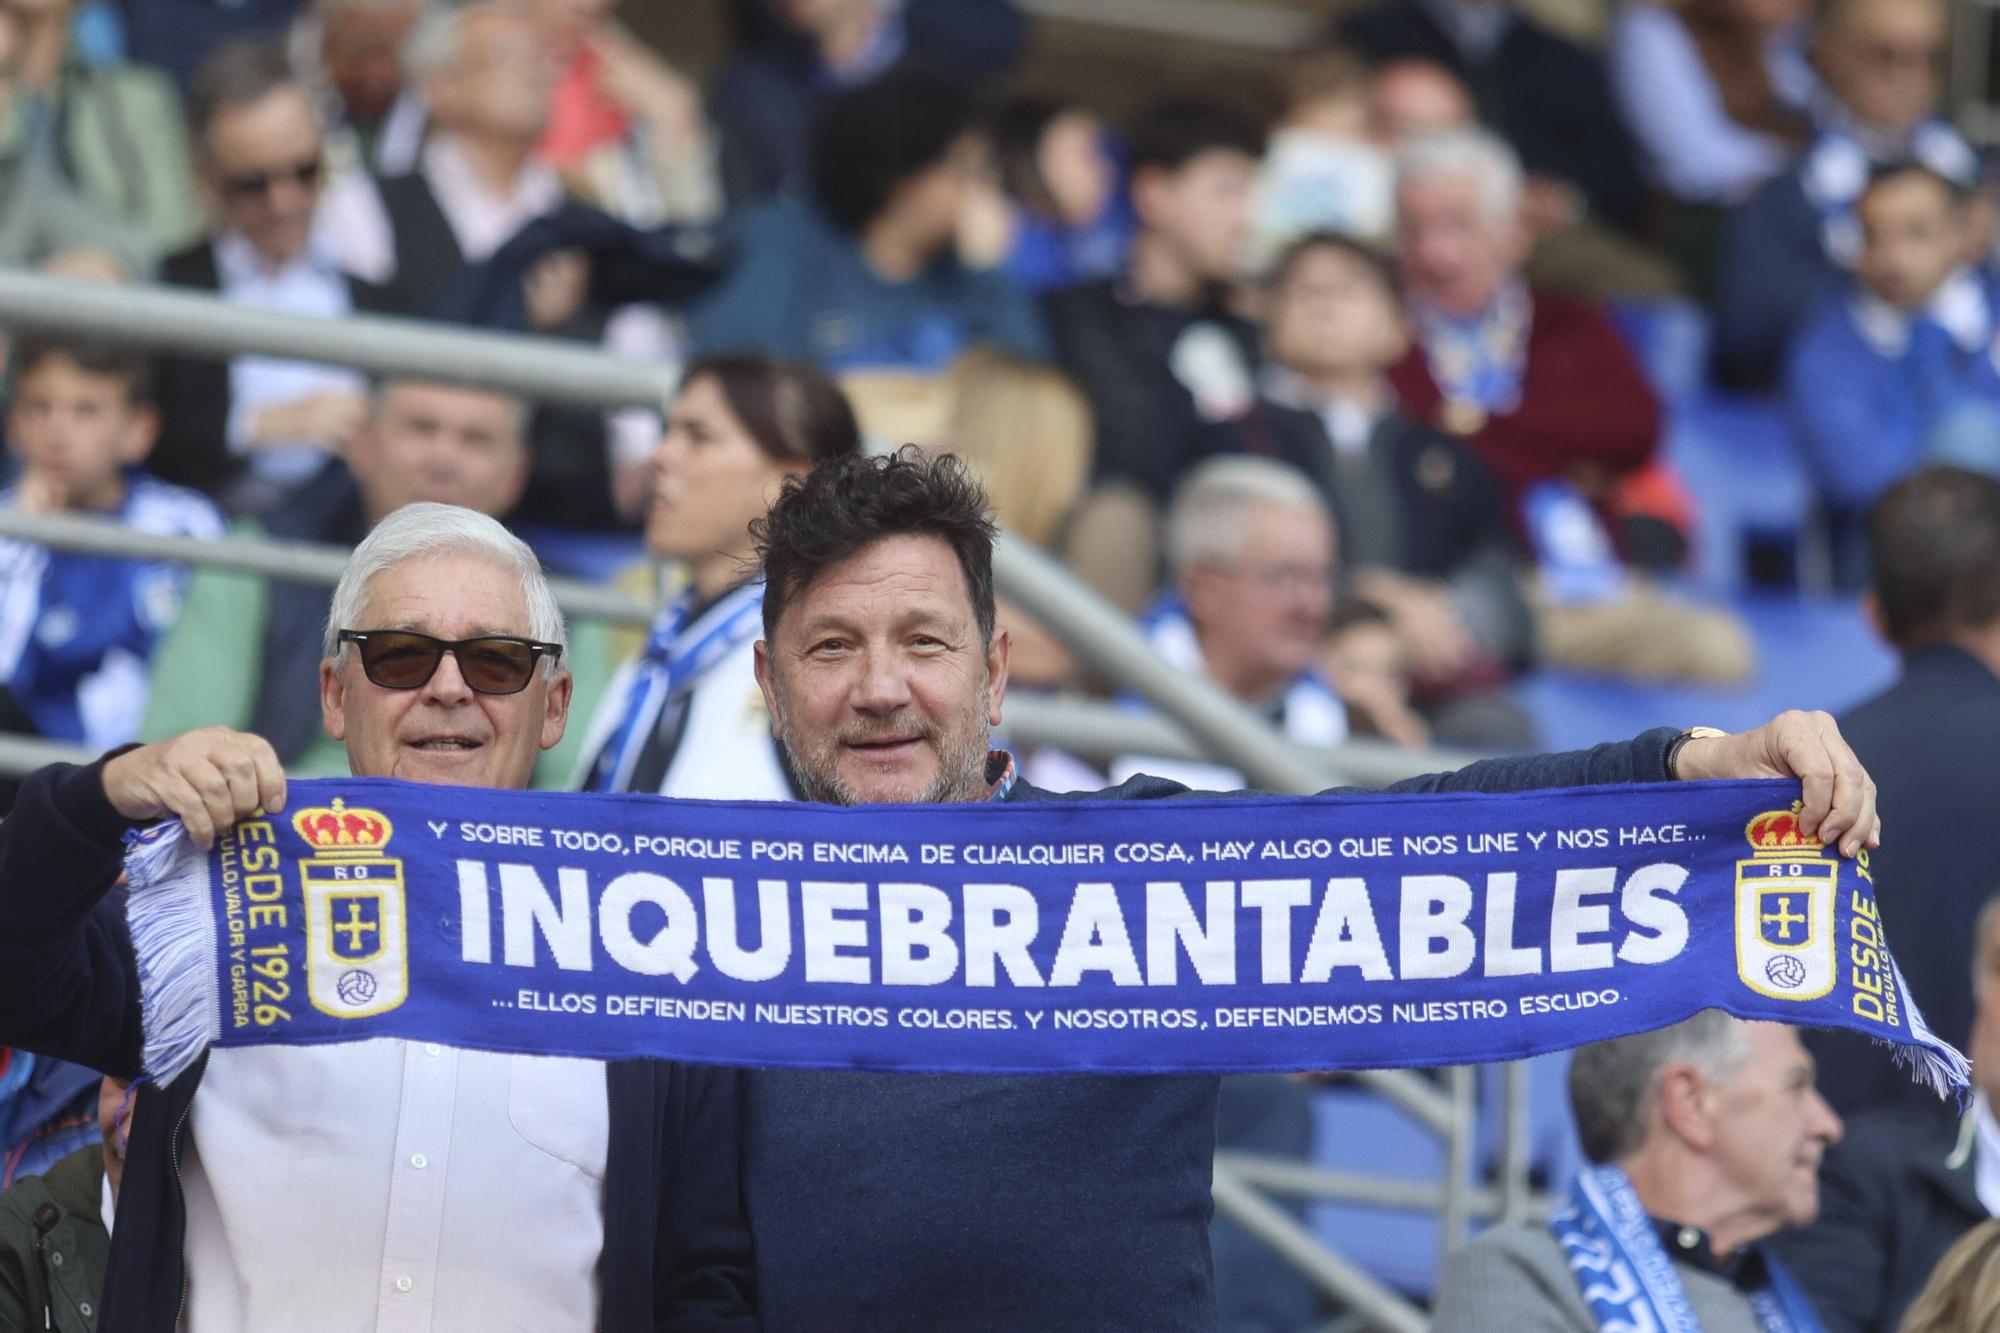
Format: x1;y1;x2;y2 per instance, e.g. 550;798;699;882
0;1076;123;1333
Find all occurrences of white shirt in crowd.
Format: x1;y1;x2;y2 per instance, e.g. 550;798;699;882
214;231;370;488
180;1041;606;1332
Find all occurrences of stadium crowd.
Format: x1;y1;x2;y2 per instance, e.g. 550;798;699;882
0;0;1996;1328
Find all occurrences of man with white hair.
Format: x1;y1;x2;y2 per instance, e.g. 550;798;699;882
1112;455;1345;790
1433;1011;1844;1331
1389;125;1752;684
0;503;755;1328
316;0;563;314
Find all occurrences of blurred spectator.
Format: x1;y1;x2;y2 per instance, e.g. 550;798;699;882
1338;0;1646;236
1785;163;2000;543
1432;1013;1842;1332
992;96;1133;295
0;6;144;272
1806;467;2000;1113
1608;0;1813;205
1895;1218;2000;1333
289;0;425;178
111;0;303;89
690;69;1047;370
1715;0;1970;386
1209;230;1534;748
152;39;387;509
141;379;542;780
316;0;563;313
1389;127;1752;684
0;337;223;751
525;0;722;226
1046;97;1262;611
1320;596;1429;745
0;0;199;263
574;355;860;797
0;1075;124;1333
1253;48;1394;259
1366;55;1676;301
0;1049;98;1186
1774;890;2000;1332
1107;456;1345;792
844;346;1095;688
711;0;1026;205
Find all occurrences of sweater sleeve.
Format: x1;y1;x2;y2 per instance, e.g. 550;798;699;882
0;760;146;1078
1783;301;1926;514
1375;728;1677;796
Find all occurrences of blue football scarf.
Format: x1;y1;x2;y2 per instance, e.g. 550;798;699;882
1553;1165;1823;1333
123;775;1967;1093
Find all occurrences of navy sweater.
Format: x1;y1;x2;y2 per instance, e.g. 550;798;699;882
746;729;1681;1331
0;758;757;1332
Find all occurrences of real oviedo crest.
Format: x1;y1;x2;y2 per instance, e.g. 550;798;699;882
297;799;410;1019
1734;805;1837;1001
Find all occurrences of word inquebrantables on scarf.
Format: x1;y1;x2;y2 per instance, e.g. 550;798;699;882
124;776;1966;1092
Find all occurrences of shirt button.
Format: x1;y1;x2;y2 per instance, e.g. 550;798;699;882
410;1153;428;1169
394;1276;413;1293
423;1043;442;1057
49;1252;62;1267
79;1303;91;1317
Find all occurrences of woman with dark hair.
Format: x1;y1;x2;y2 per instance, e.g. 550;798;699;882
574;354;861;796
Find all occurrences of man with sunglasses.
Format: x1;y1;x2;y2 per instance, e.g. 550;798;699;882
0;502;756;1330
152;39;399;509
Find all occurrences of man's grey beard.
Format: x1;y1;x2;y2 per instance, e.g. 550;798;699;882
773;689;994;806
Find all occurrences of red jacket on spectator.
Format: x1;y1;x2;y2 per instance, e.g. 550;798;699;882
1389;288;1661;544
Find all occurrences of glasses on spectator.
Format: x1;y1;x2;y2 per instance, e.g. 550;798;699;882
338;630;562;695
220;158;323;201
1216;563;1337;597
1854;39;1942;72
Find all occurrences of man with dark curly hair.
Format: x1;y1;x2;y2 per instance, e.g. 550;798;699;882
739;447;1883;1332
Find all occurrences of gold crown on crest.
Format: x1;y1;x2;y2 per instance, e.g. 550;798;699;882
293;798;394;854
1744;805;1818;857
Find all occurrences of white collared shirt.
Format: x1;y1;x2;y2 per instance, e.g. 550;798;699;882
317;135;565;286
213;232;369;487
178;1040;607;1332
1848;266;1995;364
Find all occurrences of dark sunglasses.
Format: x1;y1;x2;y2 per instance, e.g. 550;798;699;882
221;158;323;201
338;629;562;696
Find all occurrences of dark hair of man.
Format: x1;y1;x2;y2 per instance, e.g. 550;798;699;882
1267;229;1402;300
1125;97;1266;178
680;355;863;468
753;446;999;645
188;38;300;146
1867;466;2000;648
810;69;980;234
11;336;155;406
1861;158;1971;207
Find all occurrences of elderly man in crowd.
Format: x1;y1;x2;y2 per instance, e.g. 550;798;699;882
154;39;392;507
1433;1012;1844;1330
1774;890;2000;1331
0;503;754;1328
1391;125;1753;685
738;447;1878;1331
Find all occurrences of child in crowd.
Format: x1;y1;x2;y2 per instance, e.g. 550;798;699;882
1319;598;1429;748
0;338;223;750
1785;161;2000;538
993;97;1134;295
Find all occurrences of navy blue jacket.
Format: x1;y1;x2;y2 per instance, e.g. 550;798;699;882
1772;1104;1986;1333
0;759;756;1332
1811;644;2000;1114
745;728;1682;1332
